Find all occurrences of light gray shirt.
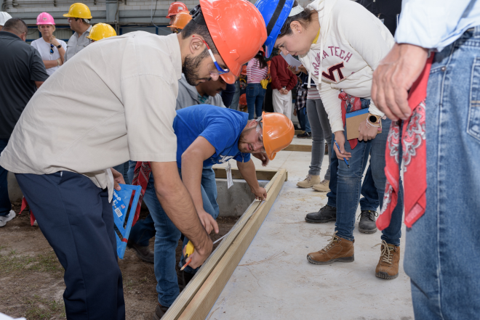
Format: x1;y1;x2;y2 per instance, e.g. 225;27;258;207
176;74;225;110
0;32;182;200
64;25;92;62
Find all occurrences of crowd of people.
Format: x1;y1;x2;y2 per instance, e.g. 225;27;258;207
0;0;479;319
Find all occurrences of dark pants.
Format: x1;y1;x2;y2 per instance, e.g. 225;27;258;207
16;171;125;320
0;139;11;216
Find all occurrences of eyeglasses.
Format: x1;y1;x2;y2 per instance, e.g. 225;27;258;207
194;36;229;75
50;43;54;54
255;122;266;153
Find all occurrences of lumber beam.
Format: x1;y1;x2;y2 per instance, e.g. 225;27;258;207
283;144;312;152
162;169;288;320
213;167;279;181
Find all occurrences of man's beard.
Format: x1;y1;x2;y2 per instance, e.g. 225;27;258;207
183;48;211;86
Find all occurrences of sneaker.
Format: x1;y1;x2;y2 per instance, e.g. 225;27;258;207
153;303;169;320
312;179;330;192
296;174;320;188
127;241;154;264
305;205;336;223
375;241;400;280
0;210;16;227
296;131;311;138
307;234;354;265
358;210;378;234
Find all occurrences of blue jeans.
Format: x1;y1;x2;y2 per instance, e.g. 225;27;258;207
0;139;11;216
327;145;379;212
16;172;125;320
329;118;404;246
404;26;480;319
129;161;219;307
229;80;241;111
246;83;266;119
113;161;130;184
297;108;311;133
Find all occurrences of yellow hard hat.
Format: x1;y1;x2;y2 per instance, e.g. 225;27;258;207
87;23;116;41
63;3;92;19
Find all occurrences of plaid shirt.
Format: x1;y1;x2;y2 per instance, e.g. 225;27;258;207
295;87;307;111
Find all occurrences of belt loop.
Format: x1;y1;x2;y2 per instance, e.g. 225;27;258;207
475;25;480;38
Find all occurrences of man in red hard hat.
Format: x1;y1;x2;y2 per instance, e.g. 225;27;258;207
0;0;266;319
166;1;187;25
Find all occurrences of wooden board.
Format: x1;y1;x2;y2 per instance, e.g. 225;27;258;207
283;144;312;152
162;169;288;320
213;167;279;181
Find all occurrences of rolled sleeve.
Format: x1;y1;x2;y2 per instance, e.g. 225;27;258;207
123;74;178;162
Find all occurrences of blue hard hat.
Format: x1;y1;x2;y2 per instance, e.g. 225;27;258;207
255;0;294;58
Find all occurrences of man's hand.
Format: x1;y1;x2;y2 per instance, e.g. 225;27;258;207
280;88;289;95
372;43;428;121
184;240;213;270
358;120;378;141
198;209;219;235
252;153;269;166
251;186;267;201
333;131;352;160
111;168;125;190
298;65;307;73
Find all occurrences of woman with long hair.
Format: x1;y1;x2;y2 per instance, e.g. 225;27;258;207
246;48;268;119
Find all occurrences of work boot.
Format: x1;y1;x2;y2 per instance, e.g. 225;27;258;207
0;210;16;227
296;174;320;188
312;179;330;192
127;241;154;264
305;205;336;223
307;234;354;265
358;210;378;234
375;241;400;280
297;131;311;138
152;303;169;320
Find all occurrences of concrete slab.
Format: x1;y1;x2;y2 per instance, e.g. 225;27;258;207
207;151;414;320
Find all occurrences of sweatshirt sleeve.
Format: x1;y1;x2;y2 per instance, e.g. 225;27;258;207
319;83;344;133
286;69;297;91
270;58;282;90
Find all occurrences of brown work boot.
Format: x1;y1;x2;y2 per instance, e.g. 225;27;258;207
307;234;354;265
375;241;400;280
152;303;169;320
297;174;320;188
312;179;330;192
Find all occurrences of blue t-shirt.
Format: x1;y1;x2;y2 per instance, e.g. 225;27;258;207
173;104;251;168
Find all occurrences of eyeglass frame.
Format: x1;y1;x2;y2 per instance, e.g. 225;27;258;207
50;43;54;54
255;121;266;153
193;35;229;75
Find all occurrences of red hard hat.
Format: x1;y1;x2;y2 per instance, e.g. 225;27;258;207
200;0;267;79
167;2;188;18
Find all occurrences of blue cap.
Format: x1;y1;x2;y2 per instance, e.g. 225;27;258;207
255;0;294;58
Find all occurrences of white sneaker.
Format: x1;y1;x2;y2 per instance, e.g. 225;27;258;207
0;210;16;227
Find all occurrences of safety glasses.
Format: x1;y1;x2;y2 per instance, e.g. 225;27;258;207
255;121;266;153
50;43;54;54
194;36;229;75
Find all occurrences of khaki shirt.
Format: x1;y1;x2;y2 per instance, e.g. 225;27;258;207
64;25;92;62
0;32;181;200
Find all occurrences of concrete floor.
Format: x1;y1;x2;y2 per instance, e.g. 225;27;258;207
208;137;414;320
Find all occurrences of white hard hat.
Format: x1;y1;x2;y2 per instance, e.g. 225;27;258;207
0;11;12;26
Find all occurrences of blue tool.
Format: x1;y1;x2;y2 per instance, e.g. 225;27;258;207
334;141;350;168
112;184;142;259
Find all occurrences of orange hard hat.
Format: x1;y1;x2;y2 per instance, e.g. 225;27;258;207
167;2;188;18
261;112;294;160
239;93;247;106
200;0;267;79
168;10;191;30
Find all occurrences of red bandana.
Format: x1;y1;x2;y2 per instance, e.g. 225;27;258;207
131;161;152;226
377;54;435;230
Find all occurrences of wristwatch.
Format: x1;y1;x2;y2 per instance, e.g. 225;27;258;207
56;44;62;49
368;114;381;125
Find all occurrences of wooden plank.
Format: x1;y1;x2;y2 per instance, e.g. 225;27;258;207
178;169;288;320
162;169;287;320
213;167;278;181
283;144;312;152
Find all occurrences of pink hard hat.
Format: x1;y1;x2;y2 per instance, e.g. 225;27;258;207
37;12;55;25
